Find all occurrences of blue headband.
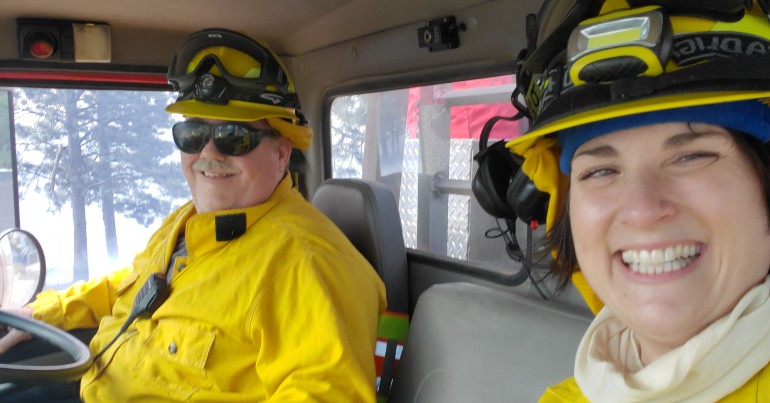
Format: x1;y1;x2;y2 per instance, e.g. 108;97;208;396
557;100;770;173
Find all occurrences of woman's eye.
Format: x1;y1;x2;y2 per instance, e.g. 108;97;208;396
673;151;719;164
577;167;616;181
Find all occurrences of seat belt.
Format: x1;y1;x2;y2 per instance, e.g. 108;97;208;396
375;311;409;402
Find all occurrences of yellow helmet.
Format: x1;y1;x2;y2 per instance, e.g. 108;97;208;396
503;0;770;313
512;0;770;146
166;28;312;150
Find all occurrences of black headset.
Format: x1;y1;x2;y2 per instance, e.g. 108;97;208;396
471;110;551;289
469;7;553;286
471;8;550;227
471;113;549;227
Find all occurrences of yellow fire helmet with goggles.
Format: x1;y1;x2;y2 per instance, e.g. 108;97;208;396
165;28;312;151
501;0;770;313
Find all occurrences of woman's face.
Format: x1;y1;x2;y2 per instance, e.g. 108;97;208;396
569;122;770;363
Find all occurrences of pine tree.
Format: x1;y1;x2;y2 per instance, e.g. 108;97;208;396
13;88;188;282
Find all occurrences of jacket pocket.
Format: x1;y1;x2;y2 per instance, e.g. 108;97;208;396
133;319;216;400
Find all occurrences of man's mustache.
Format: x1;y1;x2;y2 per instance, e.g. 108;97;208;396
192;159;240;174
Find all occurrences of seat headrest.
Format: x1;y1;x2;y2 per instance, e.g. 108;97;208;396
312;179;409;313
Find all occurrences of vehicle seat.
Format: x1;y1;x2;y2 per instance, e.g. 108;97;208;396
388;282;591;402
312;178;409;314
312;178;410;400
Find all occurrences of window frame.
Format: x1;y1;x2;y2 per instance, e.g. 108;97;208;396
323;68;546;279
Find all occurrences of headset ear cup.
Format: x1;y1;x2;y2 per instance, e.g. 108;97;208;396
472;142;517;219
507;169;550;224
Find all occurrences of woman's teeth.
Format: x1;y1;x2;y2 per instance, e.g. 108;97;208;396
621;244;700;275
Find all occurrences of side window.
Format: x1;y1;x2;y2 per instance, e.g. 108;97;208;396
330;75;527;268
0;90;16;230
10;88;187;290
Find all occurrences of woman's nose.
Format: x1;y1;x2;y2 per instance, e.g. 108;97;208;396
617;169;676;228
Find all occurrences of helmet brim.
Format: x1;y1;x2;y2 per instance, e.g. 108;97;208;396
166;99;313;151
165;99;297;122
507;90;770;153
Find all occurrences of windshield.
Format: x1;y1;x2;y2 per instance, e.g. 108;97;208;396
3;87;187;289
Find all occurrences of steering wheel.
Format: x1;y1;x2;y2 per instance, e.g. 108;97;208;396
0;311;92;382
0;228;91;382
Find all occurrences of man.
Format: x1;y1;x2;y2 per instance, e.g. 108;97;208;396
0;28;387;402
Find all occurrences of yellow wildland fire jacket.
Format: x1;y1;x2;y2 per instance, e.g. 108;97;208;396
31;176;387;402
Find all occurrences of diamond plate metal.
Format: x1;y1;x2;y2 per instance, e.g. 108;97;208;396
447;194;470;259
419;105;450;176
401;138;420;174
398;139;420;249
447;140;474;259
449;139;473;180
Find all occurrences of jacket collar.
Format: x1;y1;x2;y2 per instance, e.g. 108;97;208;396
171;174;294;258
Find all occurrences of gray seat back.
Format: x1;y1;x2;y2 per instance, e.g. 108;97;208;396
388;282;591;402
312;178;409;314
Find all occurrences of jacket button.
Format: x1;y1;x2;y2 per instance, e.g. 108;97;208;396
168;342;178;355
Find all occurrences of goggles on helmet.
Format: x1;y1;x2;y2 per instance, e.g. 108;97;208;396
172;121;278;156
167;28;300;110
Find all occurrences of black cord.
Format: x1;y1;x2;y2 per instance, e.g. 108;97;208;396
92;312;138;361
485;218;524;262
524;224;549;300
486;218;554;299
92;273;170;361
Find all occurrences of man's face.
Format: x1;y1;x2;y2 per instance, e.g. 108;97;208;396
179;118;292;213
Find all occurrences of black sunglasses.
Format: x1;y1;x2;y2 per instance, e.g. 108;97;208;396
172;121;278;156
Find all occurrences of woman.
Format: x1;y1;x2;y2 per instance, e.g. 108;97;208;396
501;0;770;401
543;113;770;402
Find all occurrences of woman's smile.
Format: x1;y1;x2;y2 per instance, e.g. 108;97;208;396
620;243;701;275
